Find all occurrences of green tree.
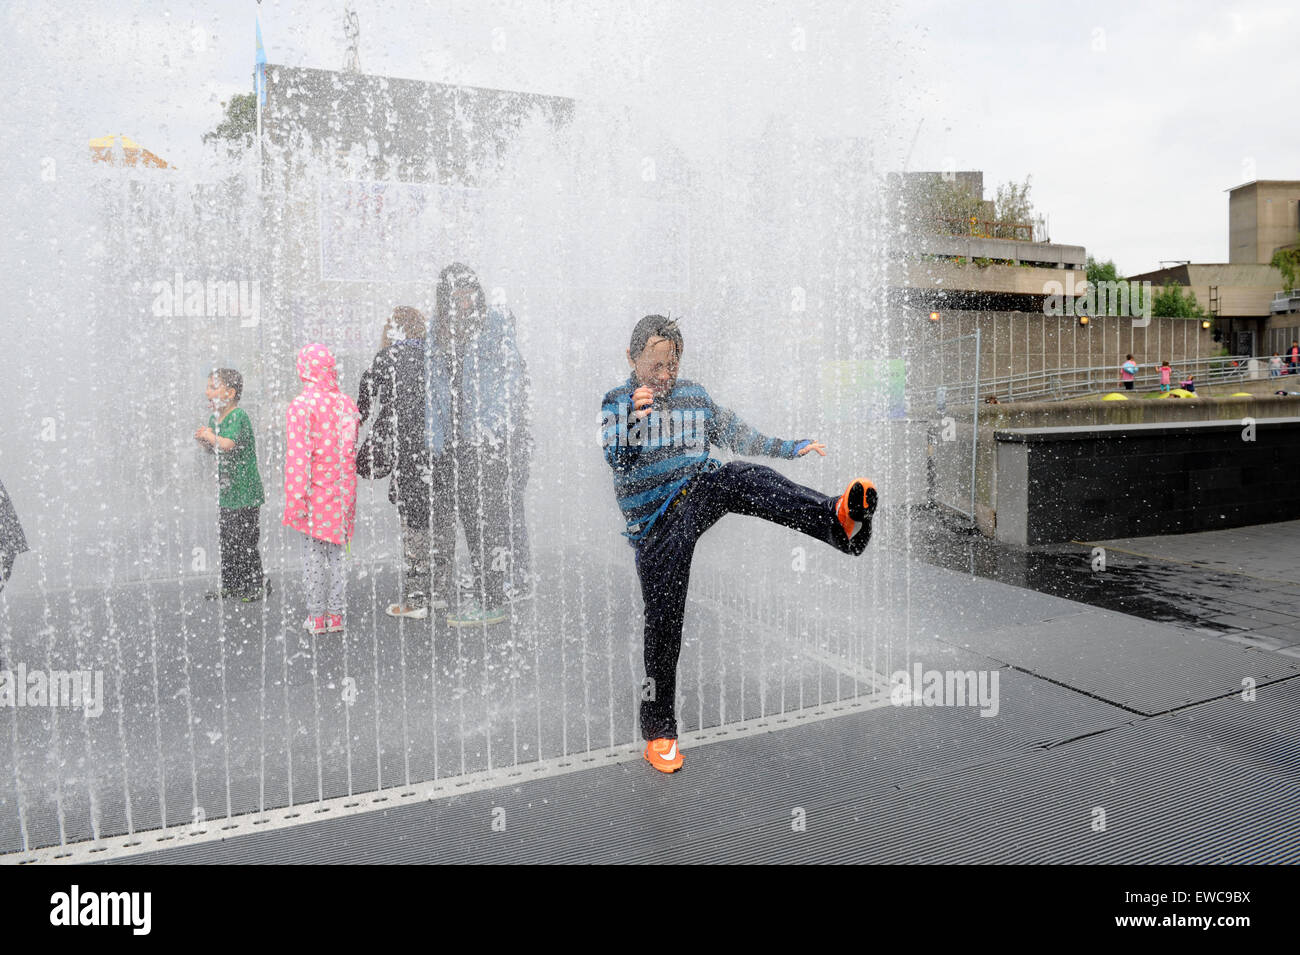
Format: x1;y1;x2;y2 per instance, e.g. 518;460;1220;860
202;93;257;150
900;173;1036;240
1270;235;1300;290
1150;283;1205;318
993;176;1033;226
908;176;985;230
1086;255;1120;285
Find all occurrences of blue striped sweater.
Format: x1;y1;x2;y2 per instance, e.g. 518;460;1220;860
600;375;809;542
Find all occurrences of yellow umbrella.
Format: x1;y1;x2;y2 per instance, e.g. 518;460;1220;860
89;134;171;169
1102;392;1128;401
1159;388;1196;399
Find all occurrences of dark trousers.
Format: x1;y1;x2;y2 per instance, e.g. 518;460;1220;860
0;552;14;596
633;461;864;740
219;506;264;595
454;445;528;605
505;454;532;588
391;452;455;604
391;446;531;606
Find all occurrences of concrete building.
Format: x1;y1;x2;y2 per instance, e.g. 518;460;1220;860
888;168;1084;315
1127;262;1278;356
1231;180;1300;332
260;64;574;188
890;171;1211;396
1228;179;1300;265
1128;179;1300;357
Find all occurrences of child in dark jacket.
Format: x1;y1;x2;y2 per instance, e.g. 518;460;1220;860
358;306;449;619
600;315;878;774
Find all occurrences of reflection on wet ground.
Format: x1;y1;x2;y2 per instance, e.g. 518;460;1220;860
909;508;1300;656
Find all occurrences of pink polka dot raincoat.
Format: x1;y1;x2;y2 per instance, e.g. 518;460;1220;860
282;343;361;545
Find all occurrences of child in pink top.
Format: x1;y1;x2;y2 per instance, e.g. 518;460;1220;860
283;343;360;634
1120;355;1138;390
1159;360;1172;392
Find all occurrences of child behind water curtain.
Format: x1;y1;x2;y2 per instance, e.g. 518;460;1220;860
283;343;360;635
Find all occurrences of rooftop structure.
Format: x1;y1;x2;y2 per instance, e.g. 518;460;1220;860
1227;179;1300;265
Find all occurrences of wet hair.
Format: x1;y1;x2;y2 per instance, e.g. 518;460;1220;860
211;367;242;402
382;305;427;349
435;263;486;328
629;314;683;360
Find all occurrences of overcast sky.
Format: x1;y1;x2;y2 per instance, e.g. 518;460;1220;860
5;0;1297;275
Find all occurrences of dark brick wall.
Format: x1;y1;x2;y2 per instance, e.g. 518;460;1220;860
998;420;1300;543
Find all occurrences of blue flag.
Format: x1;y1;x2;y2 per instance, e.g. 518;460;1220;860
255;19;267;105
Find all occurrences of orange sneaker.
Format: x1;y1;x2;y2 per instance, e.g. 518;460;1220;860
835;478;878;555
643;737;684;773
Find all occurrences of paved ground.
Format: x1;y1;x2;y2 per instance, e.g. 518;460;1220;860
4;512;1299;864
1085;521;1300;655
915;512;1300;657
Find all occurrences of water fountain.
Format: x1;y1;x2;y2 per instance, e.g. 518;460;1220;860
0;2;927;860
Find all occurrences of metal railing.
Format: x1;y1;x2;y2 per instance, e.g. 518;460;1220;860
912;329;981;526
997;355;1252;402
1271;289;1300;313
909;355;1253;408
926;216;1034;242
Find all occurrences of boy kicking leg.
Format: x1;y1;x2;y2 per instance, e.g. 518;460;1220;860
600;315;877;773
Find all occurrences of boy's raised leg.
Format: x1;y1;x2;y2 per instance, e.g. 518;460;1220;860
692;461;877;556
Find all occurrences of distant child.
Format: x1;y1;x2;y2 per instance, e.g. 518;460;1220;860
1159;360;1172;392
601;315;878;774
1121;354;1138;391
1270;352;1283;378
194;368;267;601
1291;341;1299;374
1181;374;1196;393
283;344;360;635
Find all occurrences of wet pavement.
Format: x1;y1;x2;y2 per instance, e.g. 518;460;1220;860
7;510;1300;863
910;509;1300;657
0;530;912;857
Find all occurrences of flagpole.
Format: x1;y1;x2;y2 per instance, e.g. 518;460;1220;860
256;73;263;186
255;13;266;193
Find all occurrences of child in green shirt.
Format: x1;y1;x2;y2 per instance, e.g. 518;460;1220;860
194;367;268;601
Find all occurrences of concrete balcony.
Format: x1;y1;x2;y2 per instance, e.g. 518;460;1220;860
890;257;1087;299
1270;289;1300;314
913;232;1087;270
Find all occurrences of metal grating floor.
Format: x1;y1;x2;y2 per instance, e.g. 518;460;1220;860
5;534;1296;864
104;660;1300;865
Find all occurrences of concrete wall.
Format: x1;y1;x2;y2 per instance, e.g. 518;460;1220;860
930;394;1300;537
993;418;1300;544
1229;183;1257;265
905;310;1216;393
